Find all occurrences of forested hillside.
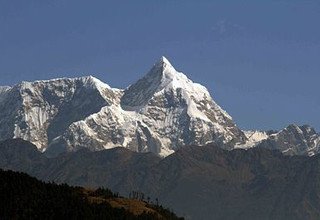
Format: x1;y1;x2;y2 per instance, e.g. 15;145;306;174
0;169;183;220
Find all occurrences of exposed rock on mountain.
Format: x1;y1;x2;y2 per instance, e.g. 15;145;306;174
257;124;320;156
237;125;320;157
0;76;120;152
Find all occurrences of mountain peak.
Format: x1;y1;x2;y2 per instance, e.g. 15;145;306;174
151;56;176;77
121;56;196;108
0;57;248;157
156;56;173;67
79;75;112;90
149;56;193;90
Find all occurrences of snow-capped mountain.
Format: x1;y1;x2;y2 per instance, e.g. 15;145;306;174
0;56;319;157
236;124;320;156
0;76;121;151
257;124;320;156
0;57;247;157
47;56;247;157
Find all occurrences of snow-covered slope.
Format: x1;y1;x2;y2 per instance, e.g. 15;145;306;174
47;57;247;157
236;125;320;156
1;57;317;158
235;130;269;149
0;76;120;151
257;124;320;156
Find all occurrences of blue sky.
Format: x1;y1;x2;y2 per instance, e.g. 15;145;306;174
0;0;319;131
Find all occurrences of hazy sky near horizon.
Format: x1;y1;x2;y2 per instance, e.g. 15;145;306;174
0;0;319;131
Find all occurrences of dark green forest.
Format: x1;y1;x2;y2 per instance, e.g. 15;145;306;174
0;169;183;220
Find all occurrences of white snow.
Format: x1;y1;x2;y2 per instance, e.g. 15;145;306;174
235;130;269;149
244;130;269;143
0;56;250;157
55;57;247;157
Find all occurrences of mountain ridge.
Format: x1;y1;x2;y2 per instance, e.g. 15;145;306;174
2;138;320;220
0;168;183;219
0;57;248;157
0;56;319;157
